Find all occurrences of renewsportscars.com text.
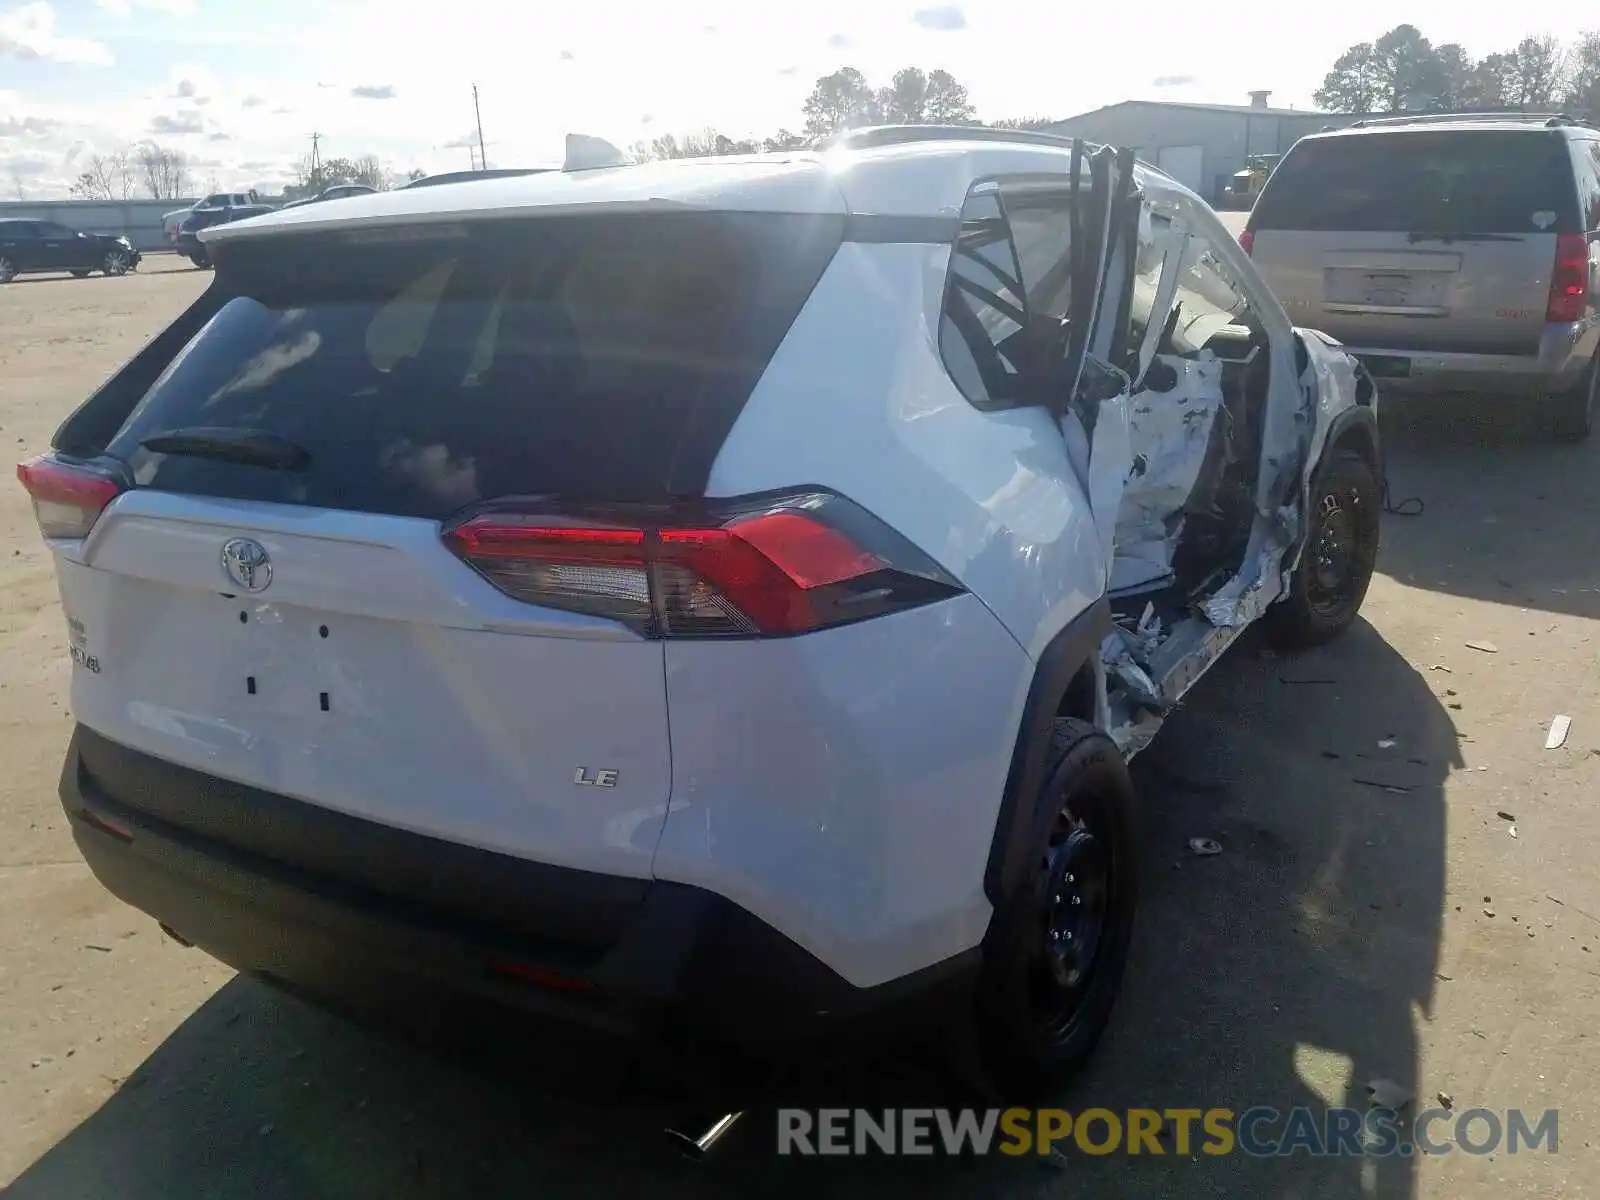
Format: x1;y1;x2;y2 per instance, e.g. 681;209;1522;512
776;1107;1559;1158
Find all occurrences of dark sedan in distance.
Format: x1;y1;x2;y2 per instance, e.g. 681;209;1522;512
0;219;140;283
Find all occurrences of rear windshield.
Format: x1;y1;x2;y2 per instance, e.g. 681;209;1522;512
107;212;841;520
1252;130;1579;235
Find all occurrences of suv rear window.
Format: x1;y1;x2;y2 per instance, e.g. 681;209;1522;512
107;212;841;519
1252;130;1580;235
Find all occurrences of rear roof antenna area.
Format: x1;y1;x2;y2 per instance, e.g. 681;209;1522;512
564;133;629;172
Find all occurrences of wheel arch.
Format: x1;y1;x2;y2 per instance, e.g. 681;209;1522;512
983;597;1113;908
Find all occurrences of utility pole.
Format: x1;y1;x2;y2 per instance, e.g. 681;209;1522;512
309;131;322;185
472;84;487;171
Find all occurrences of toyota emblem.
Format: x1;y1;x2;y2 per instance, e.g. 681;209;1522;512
221;537;272;593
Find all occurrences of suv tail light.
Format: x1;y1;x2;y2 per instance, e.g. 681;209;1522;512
1547;234;1590;323
1238;229;1254;257
443;490;965;638
16;455;124;539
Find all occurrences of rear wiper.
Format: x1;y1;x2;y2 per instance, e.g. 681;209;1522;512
140;427;312;471
1406;232;1523;244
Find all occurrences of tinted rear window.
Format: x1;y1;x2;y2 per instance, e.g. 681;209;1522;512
1252;131;1579;234
107;213;842;519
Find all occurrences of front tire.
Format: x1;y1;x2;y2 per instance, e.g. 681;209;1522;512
0;256;14;284
1265;446;1380;649
957;718;1139;1101
1552;352;1597;443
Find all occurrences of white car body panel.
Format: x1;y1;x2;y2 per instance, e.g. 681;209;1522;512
705;239;1108;663
53;491;671;878
653;593;1027;988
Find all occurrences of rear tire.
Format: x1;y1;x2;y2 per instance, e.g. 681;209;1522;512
102;249;131;276
1552;352;1597;444
1264;446;1380;650
954;718;1139;1102
0;256;14;284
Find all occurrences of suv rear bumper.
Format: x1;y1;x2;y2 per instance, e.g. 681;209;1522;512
58;725;976;1049
1345;321;1598;396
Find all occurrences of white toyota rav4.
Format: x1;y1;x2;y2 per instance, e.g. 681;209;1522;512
21;127;1380;1099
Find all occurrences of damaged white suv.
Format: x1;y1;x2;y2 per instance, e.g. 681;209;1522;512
21;127;1379;1099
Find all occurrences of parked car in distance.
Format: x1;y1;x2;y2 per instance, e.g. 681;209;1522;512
398;167;549;189
0;219;140;283
280;183;379;210
1243;112;1600;441
21;126;1381;1105
162;191;265;245
175;202;275;268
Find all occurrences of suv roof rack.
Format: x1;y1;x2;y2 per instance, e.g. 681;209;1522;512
1347;111;1593;130
824;124;1085;152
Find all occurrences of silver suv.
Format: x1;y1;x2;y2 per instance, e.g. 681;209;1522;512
1243;113;1600;441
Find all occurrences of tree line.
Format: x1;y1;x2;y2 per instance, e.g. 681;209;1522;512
69;143;194;201
633;65;1052;161
67;143;410;203
1315;25;1600;114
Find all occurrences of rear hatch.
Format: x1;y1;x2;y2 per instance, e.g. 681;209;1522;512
37;209;842;876
1247;128;1580;355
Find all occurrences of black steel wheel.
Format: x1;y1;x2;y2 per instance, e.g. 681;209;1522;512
1265;447;1380;649
959;718;1139;1101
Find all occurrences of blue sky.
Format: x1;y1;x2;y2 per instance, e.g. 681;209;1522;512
0;0;1588;197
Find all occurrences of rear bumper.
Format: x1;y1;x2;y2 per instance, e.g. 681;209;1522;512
58;726;976;1050
1344;320;1597;396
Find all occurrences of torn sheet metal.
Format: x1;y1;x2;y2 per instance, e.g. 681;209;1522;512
1111;353;1225;584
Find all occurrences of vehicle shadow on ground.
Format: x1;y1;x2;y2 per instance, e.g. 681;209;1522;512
1376;396;1600;621
7;623;1450;1200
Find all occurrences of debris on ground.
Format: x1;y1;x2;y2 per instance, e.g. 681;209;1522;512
258;1123;274;1137
1378;738;1397;749
1188;837;1222;857
1437;1091;1453;1110
1509;825;1518;839
1484;907;1497;918
1498;810;1517;822
1429;664;1453;673
1545;715;1571;750
84;944;111;953
1365;1079;1413;1111
1465;640;1499;654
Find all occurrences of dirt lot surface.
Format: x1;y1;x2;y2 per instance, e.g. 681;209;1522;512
2;255;1598;1199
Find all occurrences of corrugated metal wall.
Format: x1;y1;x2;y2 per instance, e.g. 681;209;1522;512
0;199;199;252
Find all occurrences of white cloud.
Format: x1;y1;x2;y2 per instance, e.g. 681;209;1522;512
97;0;198;16
0;2;113;65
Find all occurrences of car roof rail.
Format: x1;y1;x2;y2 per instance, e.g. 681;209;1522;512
1348;111;1577;130
824;124;1088;153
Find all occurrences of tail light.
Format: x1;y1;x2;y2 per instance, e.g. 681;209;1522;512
16;454;124;539
1547;234;1590;323
1238;229;1254;257
443;490;965;638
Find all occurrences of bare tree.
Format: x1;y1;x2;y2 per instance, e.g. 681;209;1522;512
134;142;192;200
8;167;24;201
351;154;390;191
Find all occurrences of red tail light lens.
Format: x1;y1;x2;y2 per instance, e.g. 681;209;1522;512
16;455;124;539
1238;229;1254;257
1547;234;1591;323
443;491;964;638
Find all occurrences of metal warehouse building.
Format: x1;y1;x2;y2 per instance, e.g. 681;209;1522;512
1047;93;1368;206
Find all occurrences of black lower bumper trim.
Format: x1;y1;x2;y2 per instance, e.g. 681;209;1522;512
60;726;978;1048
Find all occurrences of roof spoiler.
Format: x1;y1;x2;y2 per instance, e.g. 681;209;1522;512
564;133;629;171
